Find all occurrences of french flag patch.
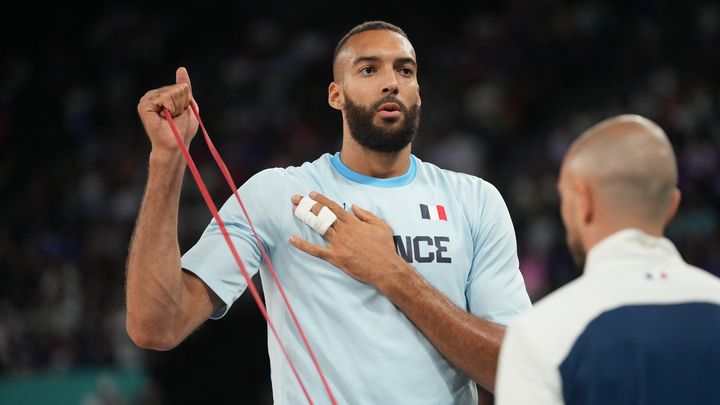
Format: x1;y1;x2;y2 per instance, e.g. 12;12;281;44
420;204;447;221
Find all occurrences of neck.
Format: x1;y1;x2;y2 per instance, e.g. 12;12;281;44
340;133;412;178
583;221;665;253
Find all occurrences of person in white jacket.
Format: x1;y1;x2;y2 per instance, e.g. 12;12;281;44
496;114;720;405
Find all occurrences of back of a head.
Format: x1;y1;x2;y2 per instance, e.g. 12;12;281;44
332;21;408;81
564;114;678;226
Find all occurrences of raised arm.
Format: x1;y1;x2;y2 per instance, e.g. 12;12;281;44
125;67;221;350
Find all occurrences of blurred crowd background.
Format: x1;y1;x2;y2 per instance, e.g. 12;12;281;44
1;1;718;404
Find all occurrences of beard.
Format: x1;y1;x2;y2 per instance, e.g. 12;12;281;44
344;93;421;153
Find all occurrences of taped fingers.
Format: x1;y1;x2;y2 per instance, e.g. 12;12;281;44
309;192;347;221
294;197;322;231
316;206;337;235
294;195;316;222
294;196;337;235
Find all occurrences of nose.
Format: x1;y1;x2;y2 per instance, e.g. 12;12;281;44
382;72;399;95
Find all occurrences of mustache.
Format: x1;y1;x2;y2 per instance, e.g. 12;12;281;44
371;96;410;112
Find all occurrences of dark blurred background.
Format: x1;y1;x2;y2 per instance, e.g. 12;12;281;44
1;1;718;404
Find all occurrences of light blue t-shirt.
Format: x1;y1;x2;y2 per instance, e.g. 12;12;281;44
181;152;531;405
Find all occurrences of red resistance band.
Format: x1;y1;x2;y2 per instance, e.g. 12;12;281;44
162;102;337;405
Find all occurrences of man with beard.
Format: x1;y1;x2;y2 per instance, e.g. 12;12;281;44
495;115;720;405
126;21;531;404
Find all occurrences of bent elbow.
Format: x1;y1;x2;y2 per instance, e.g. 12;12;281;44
126;318;179;351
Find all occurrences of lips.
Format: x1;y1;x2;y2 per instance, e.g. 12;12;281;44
377;102;402;119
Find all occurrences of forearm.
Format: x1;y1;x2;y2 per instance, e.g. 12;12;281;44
126;151;187;348
377;258;505;392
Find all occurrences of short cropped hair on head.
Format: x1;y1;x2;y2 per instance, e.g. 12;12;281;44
332;21;409;81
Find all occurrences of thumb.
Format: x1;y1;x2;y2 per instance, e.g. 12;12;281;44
176;66;192;89
352;204;379;224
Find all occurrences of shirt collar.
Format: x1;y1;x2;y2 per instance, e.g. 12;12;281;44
331;152;417;188
584;228;683;275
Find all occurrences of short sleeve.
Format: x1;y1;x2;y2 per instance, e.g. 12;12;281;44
465;181;531;325
181;168;288;319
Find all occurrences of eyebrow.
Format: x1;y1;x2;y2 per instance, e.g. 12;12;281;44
351;56;417;68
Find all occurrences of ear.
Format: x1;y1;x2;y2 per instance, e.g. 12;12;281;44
328;82;344;111
573;179;594;226
664;188;681;226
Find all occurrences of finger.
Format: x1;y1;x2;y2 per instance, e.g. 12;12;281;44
139;88;172;115
176;66;192;90
138;90;160;115
163;83;192;117
310;203;341;232
309;202;324;216
176;67;197;113
291;195;332;219
289;236;331;259
309;191;348;221
323;226;336;240
352;204;380;224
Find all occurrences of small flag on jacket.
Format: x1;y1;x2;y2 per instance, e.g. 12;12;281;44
419;204;447;221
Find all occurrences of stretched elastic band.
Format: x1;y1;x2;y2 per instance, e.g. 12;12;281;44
187;101;337;404
164;107;320;404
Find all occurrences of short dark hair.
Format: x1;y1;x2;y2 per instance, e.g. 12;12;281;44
332;21;409;81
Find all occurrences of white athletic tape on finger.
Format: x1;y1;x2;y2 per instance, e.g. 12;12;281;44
315;206;337;235
295;196;316;219
294;196;337;235
294;196;318;227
